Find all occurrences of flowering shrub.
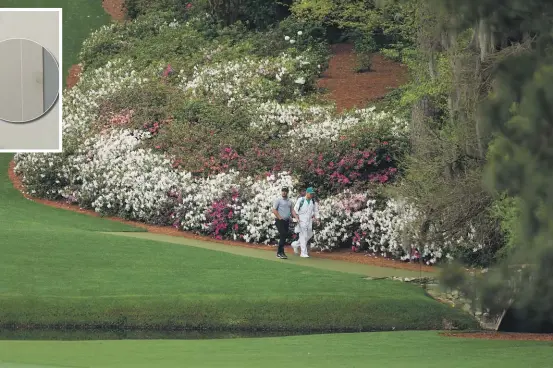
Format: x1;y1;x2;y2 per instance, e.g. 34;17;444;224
64;59;151;139
205;188;246;240
311;194;484;264
69;129;186;224
179;53;319;107
12;8;490;265
251;101;333;135
13;152;69;200
171;170;242;232
312;191;364;249
237;172;297;244
295;147;397;194
287;106;409;147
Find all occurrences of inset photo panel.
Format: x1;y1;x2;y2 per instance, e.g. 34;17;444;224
0;9;62;152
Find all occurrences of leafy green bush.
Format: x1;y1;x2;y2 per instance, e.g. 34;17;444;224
148;98;266;174
490;194;522;260
353;33;378;72
124;0;192;20
380;47;401;62
80;11;209;71
95;80;187;133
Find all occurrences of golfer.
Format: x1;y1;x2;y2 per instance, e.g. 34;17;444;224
272;187;295;259
291;187;319;258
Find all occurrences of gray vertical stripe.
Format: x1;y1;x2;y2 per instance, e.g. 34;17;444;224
42;46;59;112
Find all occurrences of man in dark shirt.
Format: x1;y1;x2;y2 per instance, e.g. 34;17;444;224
272;187;295;259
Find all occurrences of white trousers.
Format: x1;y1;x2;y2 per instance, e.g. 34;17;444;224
293;224;312;256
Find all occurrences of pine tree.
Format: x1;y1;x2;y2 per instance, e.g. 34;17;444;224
437;0;553;327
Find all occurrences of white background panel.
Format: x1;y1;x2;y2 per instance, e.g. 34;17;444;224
0;10;60;151
0;39;23;123
21;39;44;121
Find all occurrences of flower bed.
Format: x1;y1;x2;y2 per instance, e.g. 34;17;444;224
13;9;484;265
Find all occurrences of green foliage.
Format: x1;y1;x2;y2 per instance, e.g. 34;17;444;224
243;17;330;65
166;0;289;29
290;0;335;21
425;0;553;324
96;80;186;133
489;193;522;260
399;51;452;114
124;0;190;19
291;0;419;50
148;98;271;175
79;11;210;72
352;32;378;72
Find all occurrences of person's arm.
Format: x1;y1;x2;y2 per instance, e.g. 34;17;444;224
272;199;282;220
291;199;298;220
293;198;301;221
313;201;320;223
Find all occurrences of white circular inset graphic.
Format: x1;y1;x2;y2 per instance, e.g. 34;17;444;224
0;38;59;123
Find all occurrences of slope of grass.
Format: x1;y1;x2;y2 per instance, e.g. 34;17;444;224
1;332;552;368
0;226;475;331
1;0;111;79
0;153;476;331
0;154;142;233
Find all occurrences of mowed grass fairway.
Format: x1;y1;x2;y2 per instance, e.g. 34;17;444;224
0;154;476;331
1;0;110;79
0;332;551;368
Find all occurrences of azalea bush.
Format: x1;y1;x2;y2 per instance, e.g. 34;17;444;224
287;106;409;147
312;192;484;264
205;188;245;240
14;125;479;263
291;147;399;196
80;12;198;70
178;52;320;107
12;8;491;265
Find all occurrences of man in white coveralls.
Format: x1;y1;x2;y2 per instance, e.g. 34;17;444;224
291;187;320;258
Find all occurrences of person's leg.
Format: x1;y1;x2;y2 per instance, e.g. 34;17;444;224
275;220;287;258
299;229;309;257
291;221;300;254
275;220;283;255
291;236;300;254
280;219;289;256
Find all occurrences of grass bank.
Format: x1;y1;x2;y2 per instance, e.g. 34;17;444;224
0;331;552;367
0;154;476;331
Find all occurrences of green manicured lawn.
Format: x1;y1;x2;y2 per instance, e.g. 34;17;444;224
0;155;142;233
0;331;551;367
0;154;476;331
1;0;111;79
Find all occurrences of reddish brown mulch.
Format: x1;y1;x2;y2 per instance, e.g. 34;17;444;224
102;0;126;21
66;64;82;89
7;161;435;273
441;332;553;342
317;43;408;112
